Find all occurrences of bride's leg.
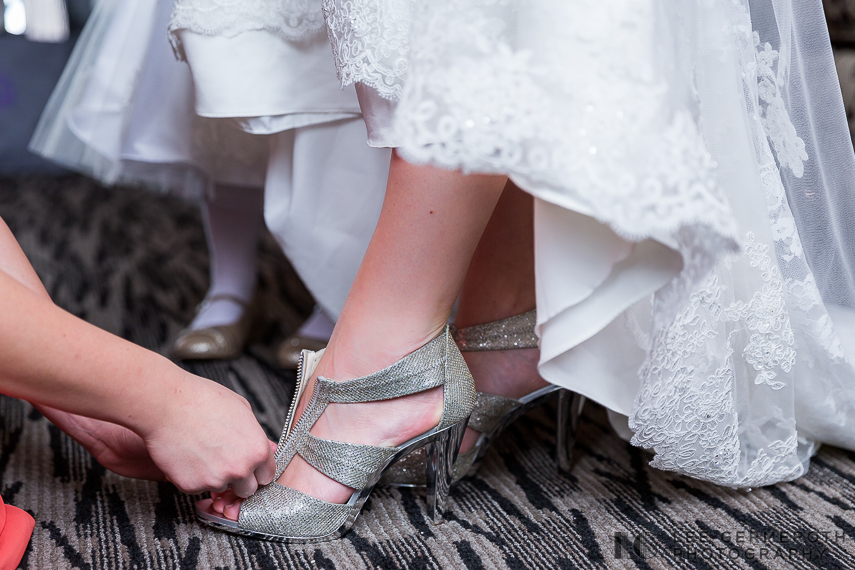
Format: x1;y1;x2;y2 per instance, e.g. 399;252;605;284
190;184;264;329
456;180;536;328
215;151;506;519
323;155;505;378
455;180;547;451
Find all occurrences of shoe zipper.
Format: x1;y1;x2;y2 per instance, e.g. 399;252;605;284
283;351;307;439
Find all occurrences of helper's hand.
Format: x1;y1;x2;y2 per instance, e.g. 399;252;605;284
140;374;276;498
209;439;277;519
35;405;166;481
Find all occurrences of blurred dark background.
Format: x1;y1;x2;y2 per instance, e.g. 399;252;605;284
828;1;855;136
0;0;90;175
827;0;855;42
3;0;855;177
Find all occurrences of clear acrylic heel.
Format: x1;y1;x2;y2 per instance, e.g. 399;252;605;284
425;417;468;523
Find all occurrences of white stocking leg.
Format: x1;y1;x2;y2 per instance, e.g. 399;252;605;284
191;184;265;329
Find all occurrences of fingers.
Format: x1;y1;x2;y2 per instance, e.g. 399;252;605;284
222;444;274;500
230;473;259;499
167;440;273;497
150;380;279;501
230;435;276;497
254;442;277;487
209;440;275;519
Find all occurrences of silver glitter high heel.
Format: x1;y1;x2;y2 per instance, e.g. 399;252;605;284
195;325;475;542
381;310;586;486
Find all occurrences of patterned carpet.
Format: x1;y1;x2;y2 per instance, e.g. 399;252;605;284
1;177;855;569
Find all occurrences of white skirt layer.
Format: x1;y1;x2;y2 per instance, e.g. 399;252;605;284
264;121;389;318
176;23;388;318
328;0;855;487
178;29;360;132
31;0;389;318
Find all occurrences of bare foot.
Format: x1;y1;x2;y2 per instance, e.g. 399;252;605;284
459;346;547;452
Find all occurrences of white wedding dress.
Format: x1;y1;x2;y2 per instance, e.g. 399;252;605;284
323;0;855;488
30;0;391;319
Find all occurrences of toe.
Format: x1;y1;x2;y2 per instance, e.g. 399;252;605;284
212;496;226;514
195;498;215;516
224;499;243;521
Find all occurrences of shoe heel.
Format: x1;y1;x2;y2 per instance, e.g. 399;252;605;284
556;390;585;472
425;418;468;524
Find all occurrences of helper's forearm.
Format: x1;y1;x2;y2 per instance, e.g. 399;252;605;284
0;219;50;298
0;268;187;435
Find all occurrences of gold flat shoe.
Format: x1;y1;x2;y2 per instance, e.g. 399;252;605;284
276;335;327;369
171;294;255;360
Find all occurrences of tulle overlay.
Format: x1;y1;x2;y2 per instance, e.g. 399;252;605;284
324;0;855;487
30;0;389;318
29;0;269;199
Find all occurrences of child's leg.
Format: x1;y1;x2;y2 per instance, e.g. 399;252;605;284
192;184;265;329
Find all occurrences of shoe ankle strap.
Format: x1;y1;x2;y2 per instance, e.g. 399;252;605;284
274;325;475;478
321;329;451;404
452;310;538;351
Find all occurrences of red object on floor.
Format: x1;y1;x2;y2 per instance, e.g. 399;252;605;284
0;494;34;570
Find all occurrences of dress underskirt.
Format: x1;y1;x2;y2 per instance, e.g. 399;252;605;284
354;81;682;420
177;27;389;317
178;29;360;131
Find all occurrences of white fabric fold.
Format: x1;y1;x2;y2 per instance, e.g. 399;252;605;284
533;198;682;415
264;122;390;318
179;29;360;123
329;0;855;487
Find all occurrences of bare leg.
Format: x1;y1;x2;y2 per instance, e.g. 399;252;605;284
322;154;505;378
215;152;506;519
455;181;547;452
456;180;537;329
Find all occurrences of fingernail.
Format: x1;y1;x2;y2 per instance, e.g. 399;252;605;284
226;503;235;509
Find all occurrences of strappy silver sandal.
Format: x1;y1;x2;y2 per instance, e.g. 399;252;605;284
195;325;475;542
381;310;586;486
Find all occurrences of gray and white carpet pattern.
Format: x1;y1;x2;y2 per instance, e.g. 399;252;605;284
2;177;855;569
